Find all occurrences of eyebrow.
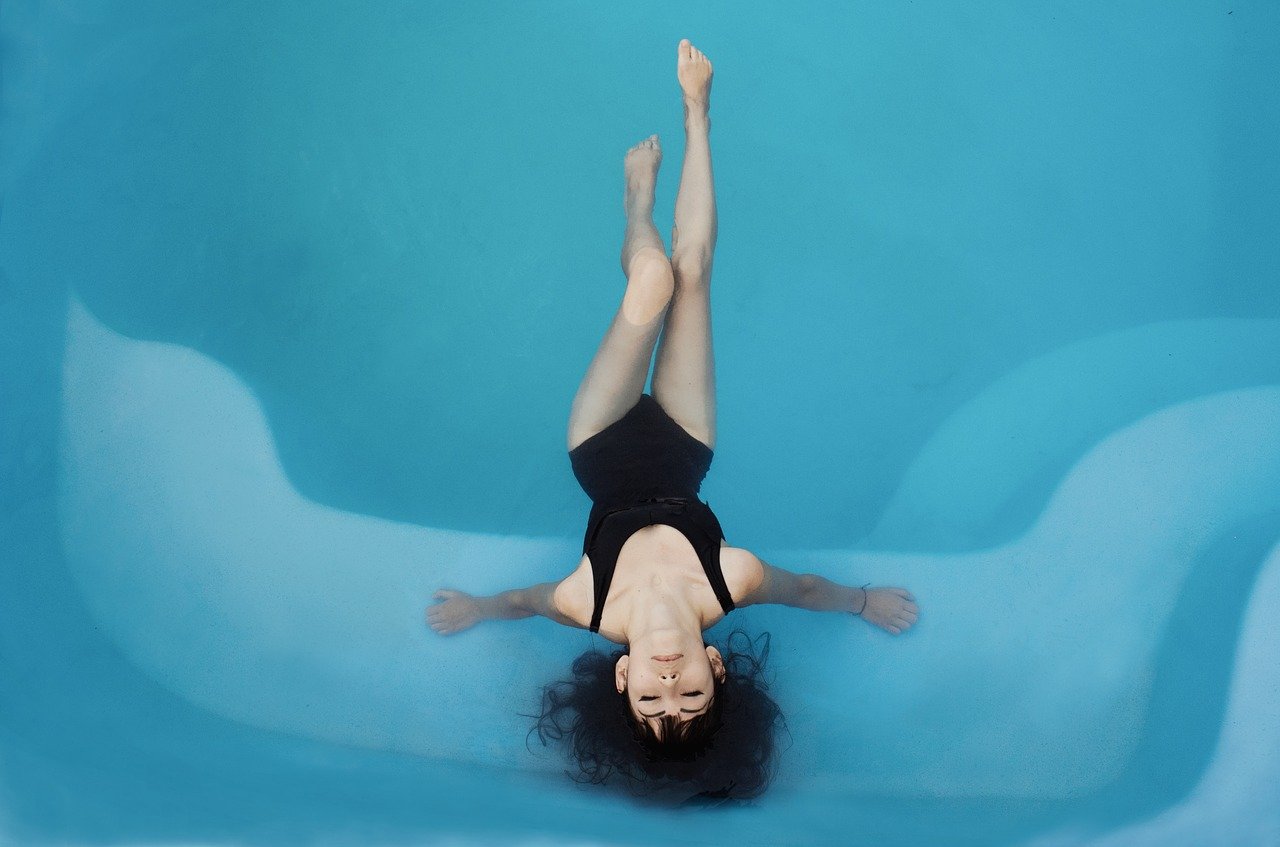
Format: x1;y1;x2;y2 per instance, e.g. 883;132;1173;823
640;706;708;718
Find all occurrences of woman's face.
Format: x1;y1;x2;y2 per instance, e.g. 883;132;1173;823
615;645;726;732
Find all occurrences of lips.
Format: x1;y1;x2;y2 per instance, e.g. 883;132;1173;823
651;654;683;662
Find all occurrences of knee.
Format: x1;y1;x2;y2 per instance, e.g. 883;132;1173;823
625;246;672;280
621;253;675;325
671;247;712;287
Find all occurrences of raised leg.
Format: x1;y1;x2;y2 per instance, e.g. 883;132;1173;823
652;39;717;449
567;136;675;451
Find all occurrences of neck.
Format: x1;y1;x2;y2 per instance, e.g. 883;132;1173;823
619;583;704;646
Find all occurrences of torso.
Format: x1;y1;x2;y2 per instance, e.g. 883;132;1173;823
553;526;762;643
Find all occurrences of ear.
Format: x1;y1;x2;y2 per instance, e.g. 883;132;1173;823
706;645;726;683
615;654;629;694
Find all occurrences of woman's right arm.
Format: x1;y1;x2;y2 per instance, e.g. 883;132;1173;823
426;582;583;635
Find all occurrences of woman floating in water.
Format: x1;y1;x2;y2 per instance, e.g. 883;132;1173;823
428;38;919;801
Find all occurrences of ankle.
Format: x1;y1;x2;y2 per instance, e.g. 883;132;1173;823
683;97;710;124
624;192;656;220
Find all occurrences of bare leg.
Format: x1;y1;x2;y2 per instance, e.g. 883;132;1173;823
567;136;676;451
652;39;717;449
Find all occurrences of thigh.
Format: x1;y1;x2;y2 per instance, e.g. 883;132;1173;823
650;272;715;449
567;302;667;452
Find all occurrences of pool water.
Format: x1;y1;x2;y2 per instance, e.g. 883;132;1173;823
3;2;1278;846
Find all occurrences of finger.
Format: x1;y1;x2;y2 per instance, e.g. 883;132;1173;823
434;589;456;601
886;624;902;635
892;588;914;600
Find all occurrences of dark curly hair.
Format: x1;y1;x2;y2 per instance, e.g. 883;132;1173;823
529;629;785;805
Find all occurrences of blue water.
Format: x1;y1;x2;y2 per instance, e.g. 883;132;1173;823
3;2;1279;845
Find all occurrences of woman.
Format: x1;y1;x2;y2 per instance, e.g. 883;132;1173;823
427;39;919;800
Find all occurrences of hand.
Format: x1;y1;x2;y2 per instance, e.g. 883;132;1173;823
857;587;918;635
426;588;483;636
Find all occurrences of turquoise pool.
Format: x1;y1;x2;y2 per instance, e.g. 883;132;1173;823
3;2;1278;845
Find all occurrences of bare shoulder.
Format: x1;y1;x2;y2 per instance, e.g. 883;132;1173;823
718;545;766;605
551;555;594;627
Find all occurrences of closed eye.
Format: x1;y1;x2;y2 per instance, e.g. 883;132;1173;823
638;692;709;718
639;691;702;703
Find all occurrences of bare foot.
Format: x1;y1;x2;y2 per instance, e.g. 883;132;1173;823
677;38;713;113
623;134;661;217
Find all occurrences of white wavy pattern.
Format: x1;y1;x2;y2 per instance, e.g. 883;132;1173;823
58;297;1280;815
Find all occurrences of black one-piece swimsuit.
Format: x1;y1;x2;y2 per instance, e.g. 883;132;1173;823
568;394;736;633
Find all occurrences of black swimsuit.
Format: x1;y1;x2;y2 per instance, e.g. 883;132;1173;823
568;394;735;633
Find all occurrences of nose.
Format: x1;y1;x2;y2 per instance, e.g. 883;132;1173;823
659;671;678;685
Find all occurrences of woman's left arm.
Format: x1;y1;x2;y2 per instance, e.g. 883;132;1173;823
737;554;920;635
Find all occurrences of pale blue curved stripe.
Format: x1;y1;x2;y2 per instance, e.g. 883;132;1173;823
869;319;1280;551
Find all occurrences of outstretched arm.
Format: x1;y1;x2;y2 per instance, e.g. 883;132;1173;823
738;555;920;635
426;582;582;636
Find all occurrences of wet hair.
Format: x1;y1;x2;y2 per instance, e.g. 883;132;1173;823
529;629;785;805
